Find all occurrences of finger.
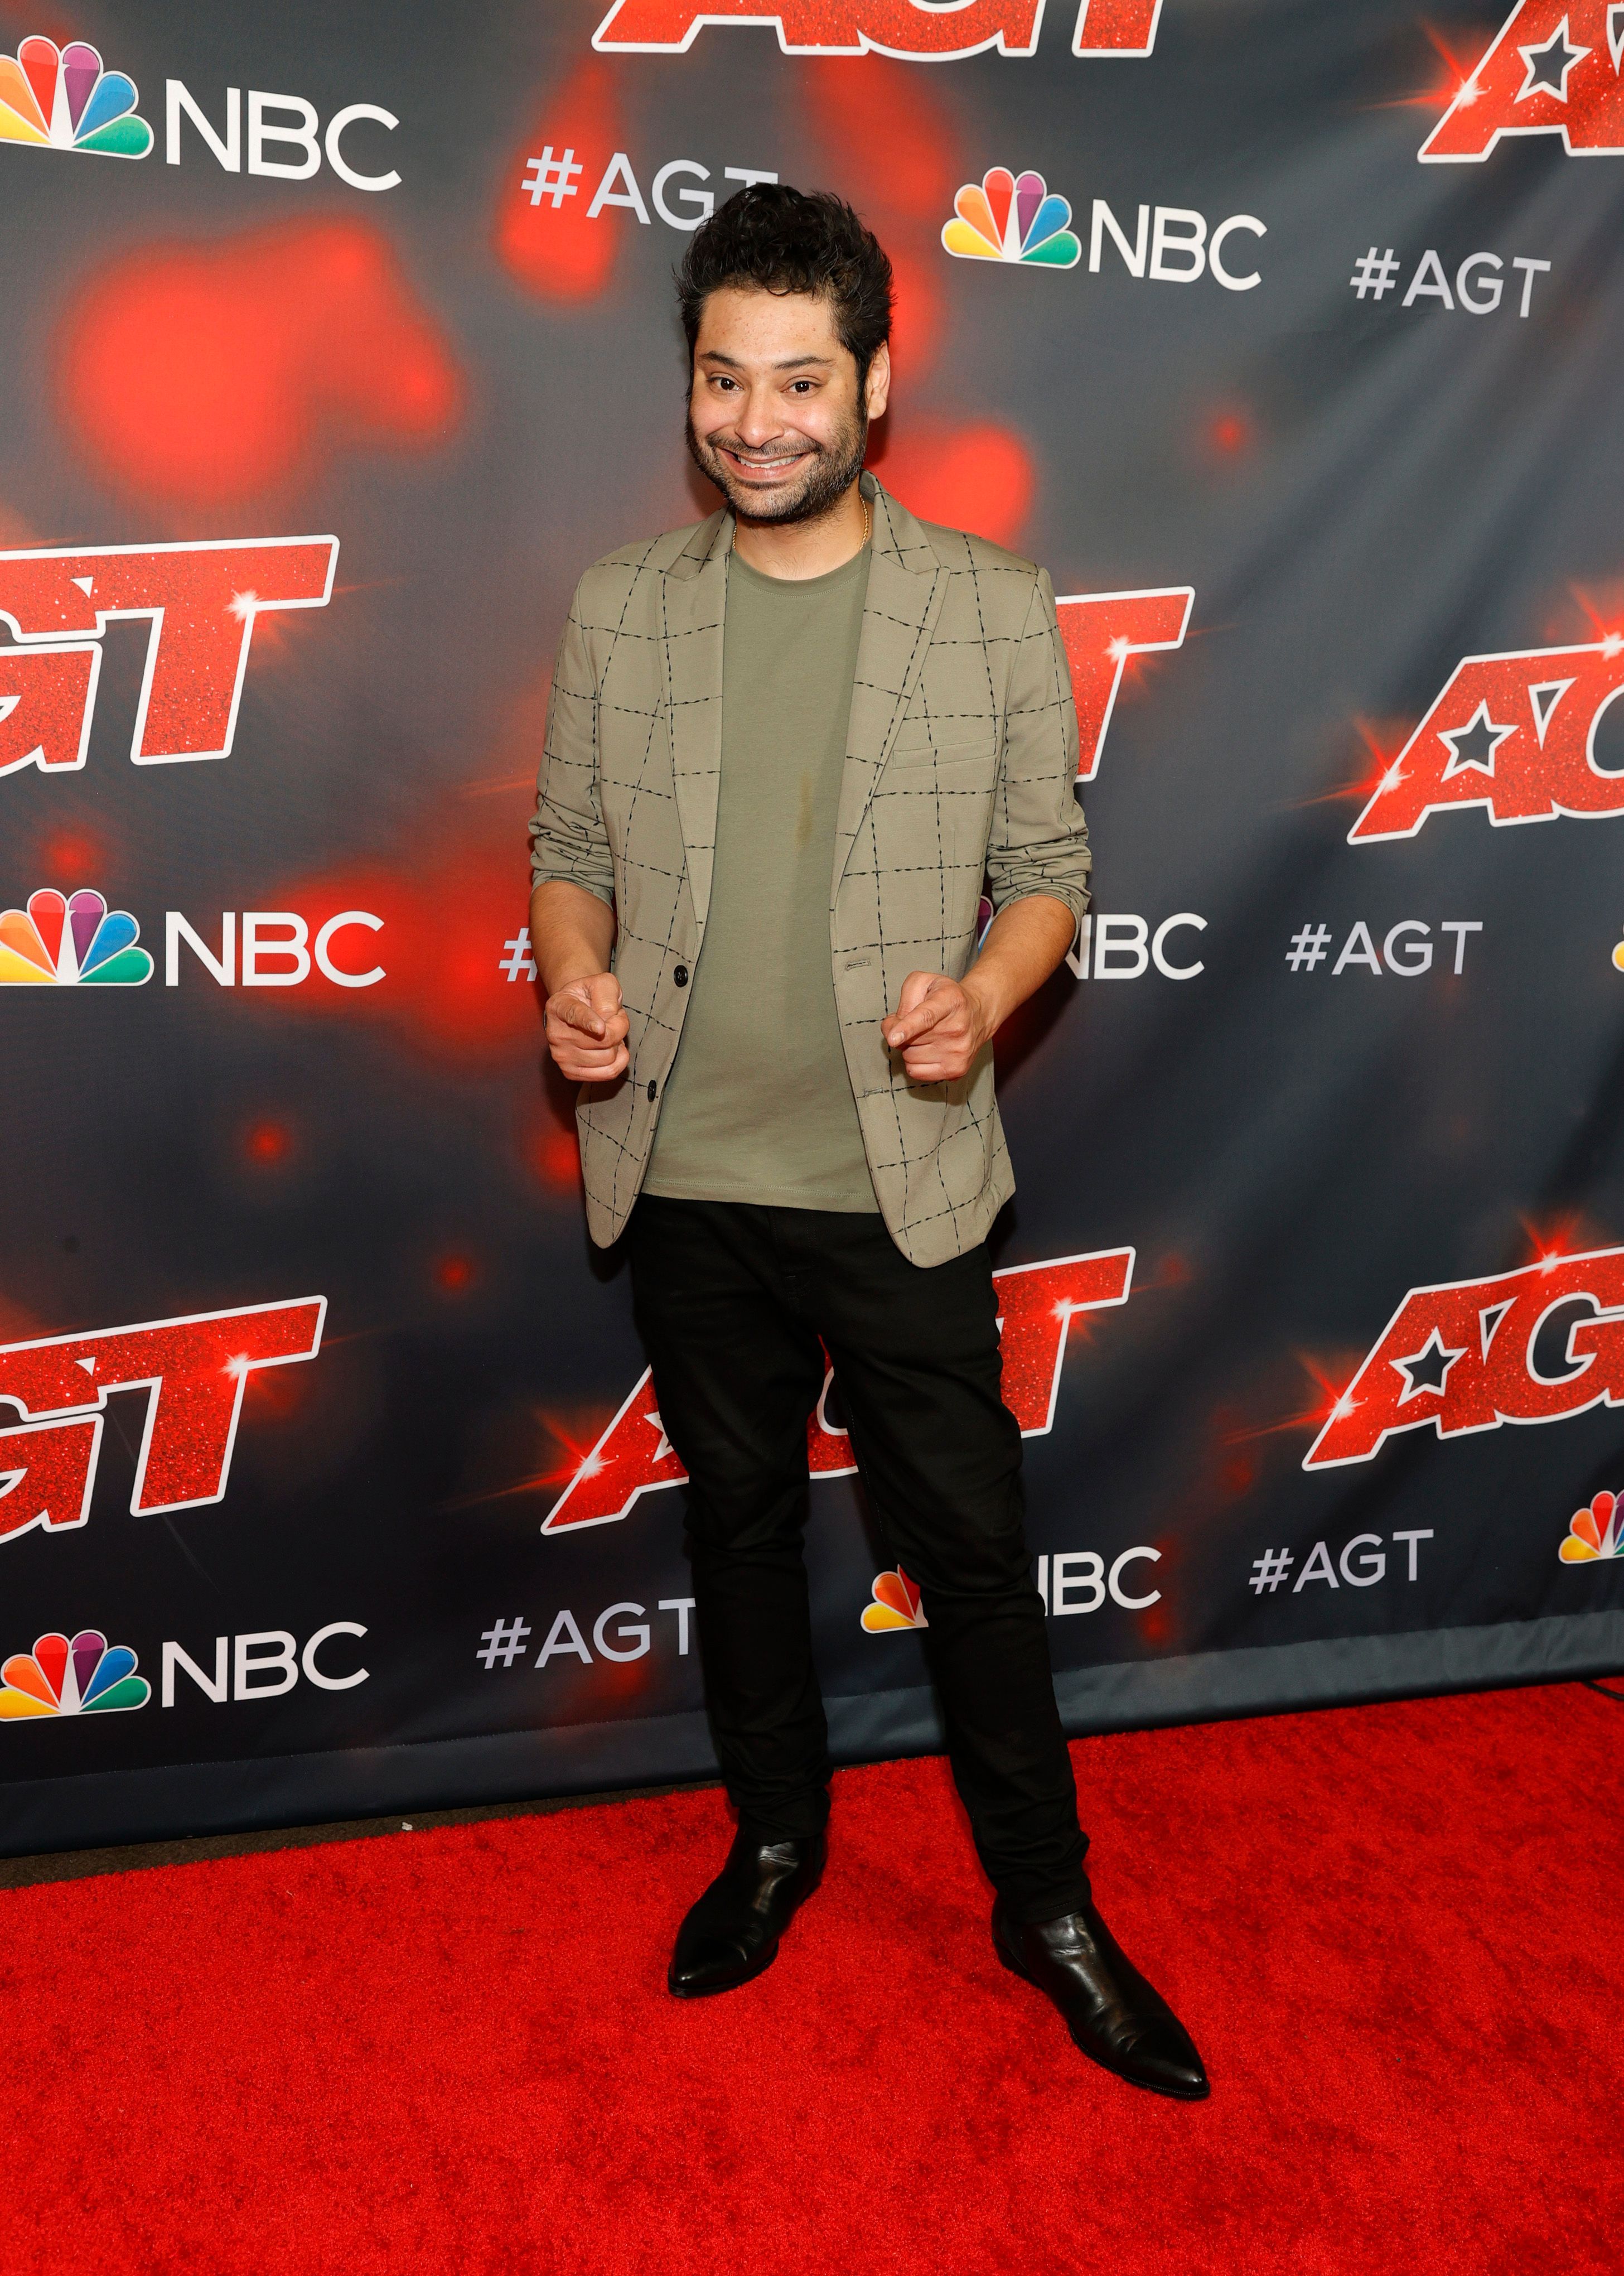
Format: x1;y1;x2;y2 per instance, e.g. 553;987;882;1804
586;974;624;1014
903;1035;968;1071
566;1011;629;1046
886;992;955;1049
559;1047;627;1079
578;1049;629;1081
552;994;607;1039
555;1038;625;1069
896;968;938;1012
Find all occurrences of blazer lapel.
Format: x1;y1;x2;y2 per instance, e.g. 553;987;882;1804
661;508;730;934
832;476;947;900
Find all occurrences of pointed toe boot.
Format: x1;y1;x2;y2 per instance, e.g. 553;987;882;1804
994;1897;1209;2100
668;1827;826;1998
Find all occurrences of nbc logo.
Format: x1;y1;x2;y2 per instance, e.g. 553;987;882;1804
0;36;152;159
1560;1489;1623;1563
862;1568;927;1633
943;168;1081;269
1;1629;151;1720
0;889;152;986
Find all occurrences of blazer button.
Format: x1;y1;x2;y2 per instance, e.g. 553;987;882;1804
647;1080;658;1102
674;964;689;987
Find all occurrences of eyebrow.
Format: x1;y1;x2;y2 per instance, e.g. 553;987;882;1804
698;350;834;371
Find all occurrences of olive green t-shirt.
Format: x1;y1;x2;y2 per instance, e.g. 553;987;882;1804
642;543;878;1211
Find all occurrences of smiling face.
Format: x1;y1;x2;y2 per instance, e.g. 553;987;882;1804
685;284;890;527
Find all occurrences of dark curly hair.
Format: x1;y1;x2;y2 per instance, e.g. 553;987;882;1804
676;184;893;387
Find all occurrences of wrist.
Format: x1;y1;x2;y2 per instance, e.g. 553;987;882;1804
961;967;1005;1045
541;956;609;998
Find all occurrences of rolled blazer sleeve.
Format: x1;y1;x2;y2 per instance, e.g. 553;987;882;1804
984;567;1092;937
528;591;615;909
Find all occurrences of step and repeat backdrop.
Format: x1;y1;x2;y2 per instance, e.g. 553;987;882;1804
2;0;1622;1853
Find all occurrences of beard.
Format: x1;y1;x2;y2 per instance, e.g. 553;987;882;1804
685;400;869;527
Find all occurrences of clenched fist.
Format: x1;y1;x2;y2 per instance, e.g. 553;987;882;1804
883;970;995;1084
545;971;629;1082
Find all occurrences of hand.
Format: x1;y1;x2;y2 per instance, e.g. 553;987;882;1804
545;972;629;1081
883;971;997;1084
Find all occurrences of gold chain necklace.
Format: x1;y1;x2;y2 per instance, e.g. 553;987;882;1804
861;491;872;547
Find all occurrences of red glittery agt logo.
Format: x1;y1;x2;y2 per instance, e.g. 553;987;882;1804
542;1248;1134;1532
0;537;337;778
1056;587;1193;783
591;2;1164;59
1348;629;1624;842
1303;1246;1624;1469
1420;2;1624;163
0;1299;326;1542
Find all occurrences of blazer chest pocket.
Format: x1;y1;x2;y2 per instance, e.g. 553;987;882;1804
886;731;998;774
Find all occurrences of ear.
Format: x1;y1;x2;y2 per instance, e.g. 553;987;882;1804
864;340;891;421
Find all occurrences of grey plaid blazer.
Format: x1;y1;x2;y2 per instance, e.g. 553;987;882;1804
529;473;1092;1267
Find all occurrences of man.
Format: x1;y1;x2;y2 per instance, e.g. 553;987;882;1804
529;185;1206;2099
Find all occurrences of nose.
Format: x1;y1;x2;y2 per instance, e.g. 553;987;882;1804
732;382;787;449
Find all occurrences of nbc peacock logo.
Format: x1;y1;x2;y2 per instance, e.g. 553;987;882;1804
0;889;152;986
1560;1489;1623;1564
0;35;152;158
1;1629;151;1720
942;168;1081;270
861;1567;928;1633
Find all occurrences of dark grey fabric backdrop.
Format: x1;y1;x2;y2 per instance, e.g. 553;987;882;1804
1;0;1621;1853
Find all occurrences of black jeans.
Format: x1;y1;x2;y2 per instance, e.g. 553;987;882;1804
626;1197;1090;1925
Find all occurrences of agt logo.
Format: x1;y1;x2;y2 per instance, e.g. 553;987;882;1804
1056;585;1194;779
0;537;339;781
1422;3;1624;162
544;1250;1135;1532
476;1601;695;1670
592;2;1165;59
1349;624;1624;841
0;35;152;158
521;146;777;232
0;1628;150;1719
1303;1244;1624;1469
0;1299;326;1544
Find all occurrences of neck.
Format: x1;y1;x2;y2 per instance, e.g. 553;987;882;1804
731;479;868;581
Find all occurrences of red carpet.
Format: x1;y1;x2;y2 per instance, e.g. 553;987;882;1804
1;1683;1618;2275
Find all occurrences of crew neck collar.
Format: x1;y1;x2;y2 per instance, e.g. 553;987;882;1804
728;542;871;593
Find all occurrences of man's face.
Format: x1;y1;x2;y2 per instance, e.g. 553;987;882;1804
686;286;890;526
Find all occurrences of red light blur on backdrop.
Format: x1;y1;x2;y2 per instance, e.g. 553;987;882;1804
801;57;955;376
876;418;1035;547
33;820;112;888
257;819;540;1067
244;1120;292;1166
55;219;465;510
493;59;623;303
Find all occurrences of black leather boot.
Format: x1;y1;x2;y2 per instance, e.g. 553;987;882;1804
668;1826;826;1998
993;1897;1210;2099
